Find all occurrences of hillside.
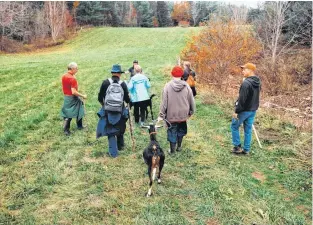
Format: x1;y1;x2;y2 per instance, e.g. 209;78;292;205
0;27;311;224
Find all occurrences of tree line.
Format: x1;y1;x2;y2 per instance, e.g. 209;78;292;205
181;1;312;97
0;1;311;53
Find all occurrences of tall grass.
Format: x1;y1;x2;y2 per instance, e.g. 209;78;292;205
0;27;311;224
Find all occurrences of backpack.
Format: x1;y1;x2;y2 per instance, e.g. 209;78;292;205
186;72;196;87
104;78;124;112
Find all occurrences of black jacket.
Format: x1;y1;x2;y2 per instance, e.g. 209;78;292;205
98;76;130;105
235;76;261;113
182;68;196;81
128;67;135;77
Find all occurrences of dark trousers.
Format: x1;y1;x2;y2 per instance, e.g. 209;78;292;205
133;100;149;123
191;87;197;97
64;117;83;130
108;135;124;158
167;121;187;143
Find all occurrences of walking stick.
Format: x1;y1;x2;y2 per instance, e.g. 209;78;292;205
82;99;89;144
252;124;262;149
127;103;135;152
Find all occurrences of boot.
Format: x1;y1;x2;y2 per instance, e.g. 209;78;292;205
117;135;125;151
168;142;176;154
77;118;86;130
63;118;71;136
176;136;183;152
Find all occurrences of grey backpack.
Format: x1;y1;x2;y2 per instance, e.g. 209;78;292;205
104;78;124;112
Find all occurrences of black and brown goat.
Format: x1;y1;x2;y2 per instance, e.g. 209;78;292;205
142;123;165;197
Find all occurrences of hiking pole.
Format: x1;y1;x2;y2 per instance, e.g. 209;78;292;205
127;103;135;152
252;124;262;149
82;98;89;144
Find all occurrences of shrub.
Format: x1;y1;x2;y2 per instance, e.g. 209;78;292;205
0;37;24;53
181;21;262;89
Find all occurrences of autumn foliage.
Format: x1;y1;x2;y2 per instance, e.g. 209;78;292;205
181;21;262;88
171;2;191;24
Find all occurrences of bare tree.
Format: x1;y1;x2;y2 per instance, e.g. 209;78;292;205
34;8;49;42
254;1;312;68
231;5;248;24
45;1;67;43
264;2;289;66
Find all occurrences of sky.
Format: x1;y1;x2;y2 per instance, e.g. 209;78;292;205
222;0;260;9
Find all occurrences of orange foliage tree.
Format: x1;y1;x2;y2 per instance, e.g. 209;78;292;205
181;21;262;89
171;2;191;24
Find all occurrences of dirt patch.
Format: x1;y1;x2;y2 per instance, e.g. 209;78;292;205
252;171;266;182
259;129;285;144
296;205;310;215
88;195;104;208
206;218;220;225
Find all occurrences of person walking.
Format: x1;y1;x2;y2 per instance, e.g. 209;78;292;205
231;63;261;155
158;66;196;154
182;61;197;97
128;60;139;78
127;65;151;126
61;62;87;136
96;64;130;158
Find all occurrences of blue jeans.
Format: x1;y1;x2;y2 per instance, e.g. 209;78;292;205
108;135;124;158
231;111;256;152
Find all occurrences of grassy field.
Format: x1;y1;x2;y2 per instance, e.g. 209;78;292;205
0;27;311;225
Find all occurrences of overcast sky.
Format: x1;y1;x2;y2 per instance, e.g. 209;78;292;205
220;0;260;9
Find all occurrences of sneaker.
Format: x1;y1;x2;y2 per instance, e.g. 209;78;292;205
64;130;71;136
176;147;182;152
232;146;243;154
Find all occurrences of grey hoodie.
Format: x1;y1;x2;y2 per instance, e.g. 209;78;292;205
159;79;196;122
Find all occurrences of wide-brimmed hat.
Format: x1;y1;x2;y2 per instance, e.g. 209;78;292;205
111;64;124;73
171;66;184;77
240;63;256;71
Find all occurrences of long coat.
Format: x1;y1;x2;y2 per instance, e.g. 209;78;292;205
96;107;129;138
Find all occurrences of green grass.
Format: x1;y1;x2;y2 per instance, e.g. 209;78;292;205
0;27;311;224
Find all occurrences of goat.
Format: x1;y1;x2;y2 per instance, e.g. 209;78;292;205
145;94;156;120
142;122;165;197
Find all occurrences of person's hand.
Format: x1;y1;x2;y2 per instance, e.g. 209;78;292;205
157;117;163;123
232;113;238;119
82;94;87;99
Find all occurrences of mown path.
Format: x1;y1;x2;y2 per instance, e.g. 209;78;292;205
0;27;311;224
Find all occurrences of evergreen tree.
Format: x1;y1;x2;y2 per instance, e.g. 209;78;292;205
283;1;312;46
76;2;104;26
133;1;153;27
191;2;218;26
101;1;121;27
156;1;172;27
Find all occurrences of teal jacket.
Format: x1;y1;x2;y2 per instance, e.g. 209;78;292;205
127;73;151;102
